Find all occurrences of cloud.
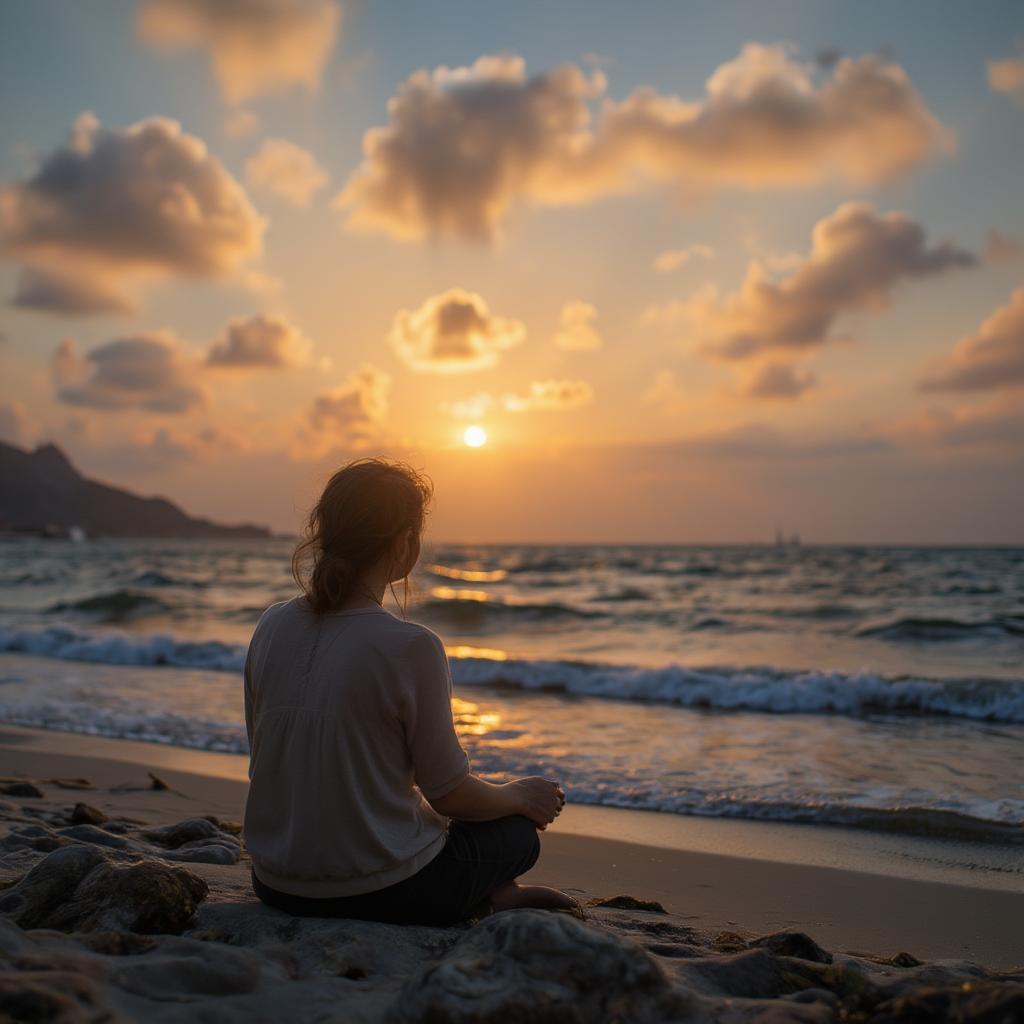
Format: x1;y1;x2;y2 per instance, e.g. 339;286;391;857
988;53;1024;104
743;361;817;399
0;400;37;448
52;334;206;413
206;313;311;369
552;301;602;351
919;287;1024;393
444;392;494;419
669;420;889;459
245;139;329;206
335;46;950;242
445;380;593;416
0;113;264;314
137;0;342;105
500;379;593;412
681;202;974;360
641;368;686;410
11;266;133;315
652;244;713;272
225;109;260;139
388;289;525;373
984;229;1023;265
885;400;1024;451
300;364;390;454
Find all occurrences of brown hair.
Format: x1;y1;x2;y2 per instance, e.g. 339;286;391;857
292;457;434;617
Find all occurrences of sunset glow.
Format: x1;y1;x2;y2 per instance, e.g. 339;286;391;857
0;4;1021;542
463;425;488;448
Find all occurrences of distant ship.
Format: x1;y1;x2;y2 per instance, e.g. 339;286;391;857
774;528;801;548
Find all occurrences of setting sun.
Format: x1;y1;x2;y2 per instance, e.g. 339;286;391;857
463;425;487;448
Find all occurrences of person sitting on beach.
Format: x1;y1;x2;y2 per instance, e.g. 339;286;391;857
243;457;579;925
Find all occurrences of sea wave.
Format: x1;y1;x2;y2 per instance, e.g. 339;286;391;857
563;788;1024;846
0;624;245;672
0;694;1018;845
856;615;1024;642
2;623;1023;723
46;590;176;622
417;596;607;623
450;656;1024;723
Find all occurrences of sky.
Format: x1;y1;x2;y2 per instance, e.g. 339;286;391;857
1;0;1022;543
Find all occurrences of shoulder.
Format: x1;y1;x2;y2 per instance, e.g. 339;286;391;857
394;619;446;654
250;597;301;643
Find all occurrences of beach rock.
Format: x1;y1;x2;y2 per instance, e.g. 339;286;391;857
0;969;106;1023
0;846;207;934
0;783;43;799
589;894;668;913
390;908;699;1023
68;804;107;827
683;947;793;999
141;818;243;865
0;816;242;869
143;817;225;848
0;824;66;856
869;980;1024;1023
712;929;749;953
888;951;922;968
750;931;833;964
57;824;129;850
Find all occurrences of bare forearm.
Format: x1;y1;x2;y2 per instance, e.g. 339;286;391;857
427;774;521;821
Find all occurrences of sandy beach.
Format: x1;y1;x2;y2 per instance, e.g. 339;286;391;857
0;724;1020;1021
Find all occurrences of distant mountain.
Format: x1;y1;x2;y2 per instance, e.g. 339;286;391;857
0;440;273;540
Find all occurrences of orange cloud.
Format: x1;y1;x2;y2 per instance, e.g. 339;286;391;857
336;46;950;242
919;287;1024;392
51;334;207;413
295;364;390;457
984;230;1023;265
388;289;526;373
552;301;603;351
652;244;713;272
206;313;312;369
501;379;594;411
988;52;1024;105
245;139;329;207
681;202;974;360
445;380;593;416
137;0;342;105
11;266;133;316
742;362;817;400
883;399;1024;452
0;113;264;314
0;400;37;448
225;109;261;139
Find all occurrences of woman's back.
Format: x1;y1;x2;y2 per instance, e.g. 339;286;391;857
243;596;470;898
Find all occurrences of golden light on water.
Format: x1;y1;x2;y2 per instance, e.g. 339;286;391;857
431;586;491;602
426;563;507;582
451;696;503;736
463;425;487;447
445;644;509;661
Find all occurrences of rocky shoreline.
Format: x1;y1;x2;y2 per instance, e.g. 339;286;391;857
0;775;1020;1022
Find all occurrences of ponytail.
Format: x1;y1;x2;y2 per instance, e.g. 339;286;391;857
291;458;433;616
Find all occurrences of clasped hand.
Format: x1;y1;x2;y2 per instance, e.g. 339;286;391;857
510;776;565;830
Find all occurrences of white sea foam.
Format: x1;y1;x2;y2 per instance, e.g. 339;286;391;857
0;624;246;673
449;656;1024;723
2;623;1022;723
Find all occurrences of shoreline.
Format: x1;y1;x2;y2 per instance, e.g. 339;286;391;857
0;724;1020;969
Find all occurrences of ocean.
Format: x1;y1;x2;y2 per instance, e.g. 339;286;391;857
0;538;1021;850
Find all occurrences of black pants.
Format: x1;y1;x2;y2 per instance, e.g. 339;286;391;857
251;814;541;927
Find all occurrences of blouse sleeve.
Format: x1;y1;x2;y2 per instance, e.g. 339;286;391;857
400;629;471;801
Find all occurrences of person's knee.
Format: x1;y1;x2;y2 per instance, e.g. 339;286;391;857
506;814;541;872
